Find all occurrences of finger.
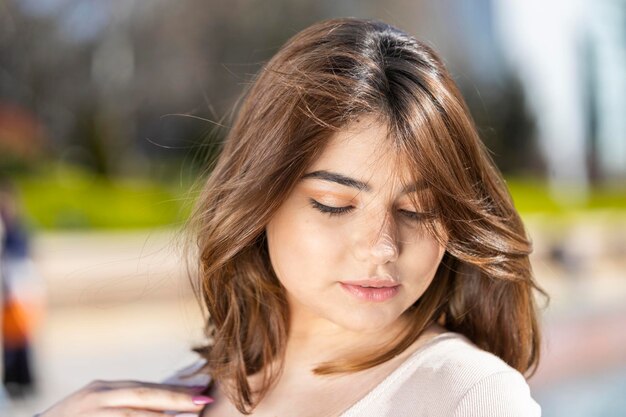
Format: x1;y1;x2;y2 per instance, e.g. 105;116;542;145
91;380;207;394
100;408;196;417
96;386;213;412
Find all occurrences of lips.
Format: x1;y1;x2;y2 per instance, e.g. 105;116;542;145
339;277;400;302
340;278;399;288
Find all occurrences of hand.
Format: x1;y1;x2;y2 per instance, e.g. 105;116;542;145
35;379;213;417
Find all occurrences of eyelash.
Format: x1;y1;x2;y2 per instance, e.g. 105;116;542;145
309;199;426;222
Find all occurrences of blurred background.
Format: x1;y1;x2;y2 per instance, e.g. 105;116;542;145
0;0;624;416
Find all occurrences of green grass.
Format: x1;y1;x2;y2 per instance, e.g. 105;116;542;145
14;165;194;230
506;178;626;215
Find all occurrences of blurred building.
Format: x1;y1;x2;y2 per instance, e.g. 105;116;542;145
493;0;626;201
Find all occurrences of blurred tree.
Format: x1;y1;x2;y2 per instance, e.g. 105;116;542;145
0;0;555;183
462;73;545;177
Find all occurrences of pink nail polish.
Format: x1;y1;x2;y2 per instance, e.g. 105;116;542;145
189;385;207;392
192;395;214;405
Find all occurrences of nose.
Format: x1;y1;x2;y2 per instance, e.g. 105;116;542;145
363;210;400;264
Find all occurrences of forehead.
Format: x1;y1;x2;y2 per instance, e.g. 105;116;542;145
308;116;411;177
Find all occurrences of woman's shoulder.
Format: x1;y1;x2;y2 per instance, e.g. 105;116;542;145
415;331;521;380
396;331;541;416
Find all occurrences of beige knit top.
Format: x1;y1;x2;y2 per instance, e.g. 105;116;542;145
163;331;541;416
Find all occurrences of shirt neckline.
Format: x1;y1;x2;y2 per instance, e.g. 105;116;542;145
338;331;458;416
197;331;461;416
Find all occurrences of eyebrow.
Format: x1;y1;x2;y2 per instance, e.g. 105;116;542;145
300;170;427;194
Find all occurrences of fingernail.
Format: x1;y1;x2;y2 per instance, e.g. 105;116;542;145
192;395;214;405
175;414;198;417
189;385;207;392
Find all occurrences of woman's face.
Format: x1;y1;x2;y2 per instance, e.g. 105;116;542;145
265;116;447;333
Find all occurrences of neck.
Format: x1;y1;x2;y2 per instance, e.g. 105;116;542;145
281;308;441;377
242;310;447;397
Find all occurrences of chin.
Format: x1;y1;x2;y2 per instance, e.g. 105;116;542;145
332;309;401;333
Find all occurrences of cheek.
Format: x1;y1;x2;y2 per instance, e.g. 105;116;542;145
266;204;342;288
402;237;445;286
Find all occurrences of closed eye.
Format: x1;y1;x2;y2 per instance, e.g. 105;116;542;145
398;209;433;222
309;199;427;221
309;199;353;217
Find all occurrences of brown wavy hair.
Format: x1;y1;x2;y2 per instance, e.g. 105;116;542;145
183;17;548;414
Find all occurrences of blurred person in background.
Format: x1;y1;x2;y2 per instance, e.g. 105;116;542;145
0;207;10;411
0;179;45;400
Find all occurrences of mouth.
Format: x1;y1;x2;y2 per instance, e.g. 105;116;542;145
339;278;400;288
339;280;400;302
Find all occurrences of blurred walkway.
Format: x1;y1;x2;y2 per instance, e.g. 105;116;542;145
6;299;204;416
4;228;202;416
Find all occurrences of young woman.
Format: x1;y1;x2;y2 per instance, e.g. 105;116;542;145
37;17;547;417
